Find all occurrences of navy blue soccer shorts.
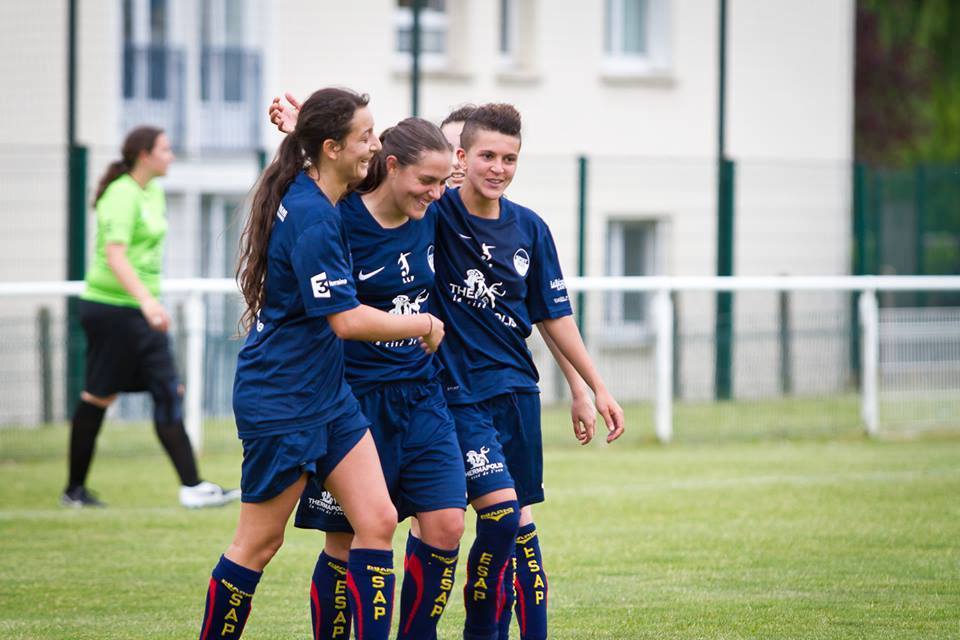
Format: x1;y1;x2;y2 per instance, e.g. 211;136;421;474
239;404;369;503
295;380;467;532
449;391;544;507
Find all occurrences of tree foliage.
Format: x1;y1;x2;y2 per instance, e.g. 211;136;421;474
856;0;960;165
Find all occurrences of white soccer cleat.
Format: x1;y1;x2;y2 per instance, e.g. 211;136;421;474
179;481;241;509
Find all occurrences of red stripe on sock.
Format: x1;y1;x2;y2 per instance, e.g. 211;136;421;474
494;560;509;622
200;577;217;640
346;571;364;640
310;580;322;639
401;553;425;636
515;575;527;636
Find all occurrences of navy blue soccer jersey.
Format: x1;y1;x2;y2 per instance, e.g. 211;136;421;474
432;188;572;404
233;171;361;438
339;192;440;395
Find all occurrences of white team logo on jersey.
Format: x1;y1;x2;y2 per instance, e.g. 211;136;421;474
466;446;491;468
513;249;530;277
307;490;344;516
276;204;288;222
427;245;435;273
398;251;414;283
481;243;496;264
449;269;505;309
464;446;505;479
389;290;429;315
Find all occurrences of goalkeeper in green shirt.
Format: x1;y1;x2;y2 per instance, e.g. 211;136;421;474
64;126;238;509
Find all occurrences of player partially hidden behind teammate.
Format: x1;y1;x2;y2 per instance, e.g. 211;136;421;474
64;126;238;509
197;88;444;640
293;118;468;640
440;104;476;188
430;103;626;640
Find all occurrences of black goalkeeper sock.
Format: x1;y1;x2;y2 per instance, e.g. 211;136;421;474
155;420;201;487
67;400;107;490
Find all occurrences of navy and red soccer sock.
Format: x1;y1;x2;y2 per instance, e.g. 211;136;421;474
345;548;395;640
199;555;261;640
398;532;459;639
463;500;521;640
310;551;351;639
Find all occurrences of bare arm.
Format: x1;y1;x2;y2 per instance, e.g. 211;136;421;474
539;315;625;443
537;324;597;445
329;306;444;353
105;243;170;332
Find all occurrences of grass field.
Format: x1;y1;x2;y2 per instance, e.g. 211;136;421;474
2;417;959;639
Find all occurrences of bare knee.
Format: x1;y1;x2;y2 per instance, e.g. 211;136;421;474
419;511;465;551
81;391;116;408
228;528;286;571
353;502;397;548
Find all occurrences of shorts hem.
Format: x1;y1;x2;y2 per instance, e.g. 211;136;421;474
518;492;545;508
293;519;354;533
466;480;516;504
314;425;368;485
401;500;468;520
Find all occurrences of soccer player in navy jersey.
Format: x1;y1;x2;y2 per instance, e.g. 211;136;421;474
197;89;445;640
428;103;626;640
292;118;469;640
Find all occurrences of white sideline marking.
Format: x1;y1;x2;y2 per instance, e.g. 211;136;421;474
0;506;207;521
552;467;960;496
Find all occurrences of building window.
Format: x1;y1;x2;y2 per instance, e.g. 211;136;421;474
201;0;248;102
499;0;518;66
604;0;670;74
122;0;135;98
122;0;170;100
606;220;659;332
147;0;168;99
395;0;448;70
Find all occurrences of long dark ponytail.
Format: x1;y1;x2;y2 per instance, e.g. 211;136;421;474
236;87;369;333
355;117;452;194
93;126;164;206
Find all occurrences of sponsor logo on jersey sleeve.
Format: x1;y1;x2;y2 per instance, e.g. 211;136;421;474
276;204;288;222
310;272;330;298
310;272;348;298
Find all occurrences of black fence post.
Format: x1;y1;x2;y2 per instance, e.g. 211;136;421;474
38;307;54;424
778;289;792;395
714;158;735;400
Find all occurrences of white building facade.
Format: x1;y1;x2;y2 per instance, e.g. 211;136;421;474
0;0;855;424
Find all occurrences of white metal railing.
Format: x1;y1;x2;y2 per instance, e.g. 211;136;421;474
2;275;959;448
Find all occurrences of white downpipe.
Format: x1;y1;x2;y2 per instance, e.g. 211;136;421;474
185;290;206;454
859;290;879;437
654;289;673;443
